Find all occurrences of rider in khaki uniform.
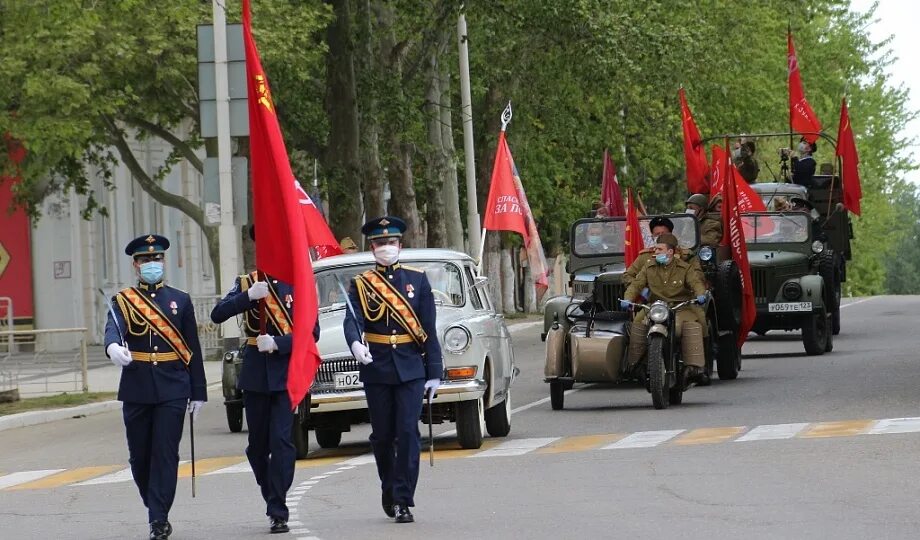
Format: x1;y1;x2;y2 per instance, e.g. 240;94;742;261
622;217;699;289
621;233;709;384
686;193;723;247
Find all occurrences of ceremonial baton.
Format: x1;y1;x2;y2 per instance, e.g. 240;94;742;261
190;411;197;497
334;276;367;347
427;391;435;467
97;288;125;346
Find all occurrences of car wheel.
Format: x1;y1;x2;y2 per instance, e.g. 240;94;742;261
225;403;243;433
549;380;565;410
292;404;309;459
485;388;512;437
802;310;828;356
315;429;342;449
648;334;670;410
716;333;741;380
456;397;484;449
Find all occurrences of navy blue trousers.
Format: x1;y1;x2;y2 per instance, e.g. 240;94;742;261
244;390;295;520
364;379;425;507
122;399;186;523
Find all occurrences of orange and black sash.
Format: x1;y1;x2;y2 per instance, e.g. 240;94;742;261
116;288;193;365
355;270;427;346
240;272;293;336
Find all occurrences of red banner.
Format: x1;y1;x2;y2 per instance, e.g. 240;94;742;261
0;136;34;327
624;188;642;268
720;144;756;346
244;0;320;409
601;149;625;217
788;32;822;143
680;88;709;194
836;98;862;216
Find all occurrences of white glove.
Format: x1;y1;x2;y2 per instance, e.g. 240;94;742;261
256;334;278;353
187;400;205;420
248;281;270;301
350;341;374;365
424;378;441;398
106;343;132;367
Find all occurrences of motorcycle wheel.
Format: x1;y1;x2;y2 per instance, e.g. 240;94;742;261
648;335;670;410
550;380;565;410
225;403;243;433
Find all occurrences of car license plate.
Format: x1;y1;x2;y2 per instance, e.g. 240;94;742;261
768;302;812;313
333;371;363;390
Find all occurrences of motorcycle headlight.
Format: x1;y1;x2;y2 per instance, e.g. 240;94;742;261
811;241;825;254
649;303;670;323
699;246;713;262
443;326;472;354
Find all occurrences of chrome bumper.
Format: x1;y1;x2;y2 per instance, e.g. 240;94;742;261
309;378;487;412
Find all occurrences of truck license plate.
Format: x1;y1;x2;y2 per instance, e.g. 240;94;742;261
768;302;812;313
333;371;363;390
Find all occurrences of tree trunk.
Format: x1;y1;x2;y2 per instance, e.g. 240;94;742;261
500;248;515;313
324;0;363;242
440;62;464;251
357;0;384;226
485;233;503;312
424;48;447;248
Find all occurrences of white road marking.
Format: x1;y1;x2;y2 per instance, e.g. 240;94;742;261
472;437;560;458
309;475;329;480
0;469;64;489
74;467;134;486
288;521;304;527
290;530;311;535
839;297;873;309
866;417;920;435
324;470;342;475
301;480;320;485
287;496;301;503
735;423;809;442
603;429;685;449
205;460;252;475
341;454;376;466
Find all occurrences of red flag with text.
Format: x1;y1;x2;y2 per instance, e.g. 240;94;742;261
292;180;342;258
601;149;626;216
836;98;862;216
788;32;822;143
244;0;321;409
624;188;642;268
483;131;549;300
720;145;756;347
680;88;709;194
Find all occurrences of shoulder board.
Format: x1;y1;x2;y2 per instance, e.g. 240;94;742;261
401;265;424;273
164;285;189;295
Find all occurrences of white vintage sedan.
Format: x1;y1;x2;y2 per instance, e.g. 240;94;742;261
300;248;516;456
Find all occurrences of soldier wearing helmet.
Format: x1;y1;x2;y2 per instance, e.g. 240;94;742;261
686;193;723;247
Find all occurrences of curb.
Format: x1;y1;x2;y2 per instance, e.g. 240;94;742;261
0;400;123;433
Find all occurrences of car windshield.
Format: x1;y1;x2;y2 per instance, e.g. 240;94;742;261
571;214;699;257
315;261;465;310
742;213;810;243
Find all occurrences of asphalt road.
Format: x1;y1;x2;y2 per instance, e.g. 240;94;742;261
2;296;920;539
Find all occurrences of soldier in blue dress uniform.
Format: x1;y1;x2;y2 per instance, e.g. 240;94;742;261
343;216;443;524
104;234;207;540
210;225;320;534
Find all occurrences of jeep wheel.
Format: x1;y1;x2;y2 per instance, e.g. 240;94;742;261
832;308;841;336
225;403;243;433
550;380;565;410
716;333;741;380
802;310;828;356
648;335;670;410
485;388;512;437
715;261;743;332
824;313;834;353
819;251;841;312
456;397;484;449
315;429;342;449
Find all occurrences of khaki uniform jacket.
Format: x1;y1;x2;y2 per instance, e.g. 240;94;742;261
700;214;723;247
623;257;707;305
622;248;700;288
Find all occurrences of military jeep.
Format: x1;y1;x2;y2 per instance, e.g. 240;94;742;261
742;212;834;354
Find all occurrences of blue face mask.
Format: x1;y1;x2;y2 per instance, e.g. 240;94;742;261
655;254;670;265
139;262;164;284
587;234;602;247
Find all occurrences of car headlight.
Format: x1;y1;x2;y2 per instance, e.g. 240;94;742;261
649;302;670;323
783;281;802;300
443;326;472;354
699;246;713;262
811;241;825;254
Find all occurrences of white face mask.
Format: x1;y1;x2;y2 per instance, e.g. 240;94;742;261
685;208;697;215
373;244;400;266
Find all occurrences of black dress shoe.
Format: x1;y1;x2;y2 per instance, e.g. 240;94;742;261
270;517;289;534
395;504;414;523
382;491;396;518
149;521;172;540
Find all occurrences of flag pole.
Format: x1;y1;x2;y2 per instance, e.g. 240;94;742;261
476;228;487;274
787;24;794;171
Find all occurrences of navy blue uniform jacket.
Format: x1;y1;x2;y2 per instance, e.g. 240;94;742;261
343;264;443;384
210;275;320;393
104;283;207;404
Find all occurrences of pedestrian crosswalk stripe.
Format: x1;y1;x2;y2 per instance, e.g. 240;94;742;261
735;423;809;442
800;419;873;438
674;427;745;445
603;429;685;449
6;416;920;492
0;469;64;490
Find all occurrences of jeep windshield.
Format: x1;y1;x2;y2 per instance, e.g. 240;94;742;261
315;261;465;309
571;214;699;258
742;213;810;243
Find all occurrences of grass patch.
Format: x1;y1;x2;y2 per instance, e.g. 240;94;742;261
0;392;117;416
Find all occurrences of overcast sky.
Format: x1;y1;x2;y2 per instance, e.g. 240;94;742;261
849;0;920;185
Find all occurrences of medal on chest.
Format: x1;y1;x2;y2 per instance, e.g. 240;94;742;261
406;284;415;299
284;294;293;309
169;300;178;315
